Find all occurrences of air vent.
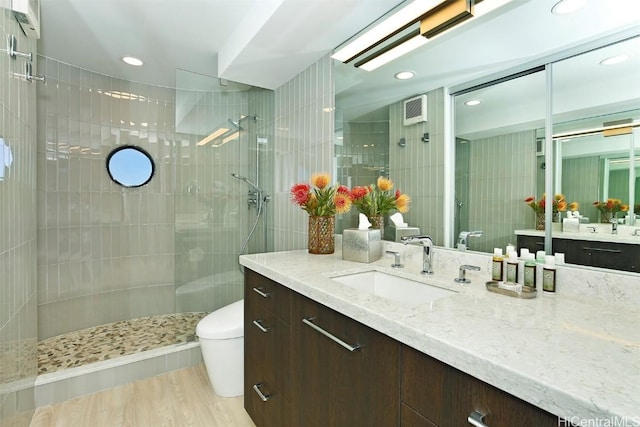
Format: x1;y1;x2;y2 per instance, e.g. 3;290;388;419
403;95;427;126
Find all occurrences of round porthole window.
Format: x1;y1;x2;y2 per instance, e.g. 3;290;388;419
106;145;155;188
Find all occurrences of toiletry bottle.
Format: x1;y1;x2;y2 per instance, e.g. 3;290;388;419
491;248;504;281
542;255;556;293
506;251;519;283
524;253;537;289
536;250;546;264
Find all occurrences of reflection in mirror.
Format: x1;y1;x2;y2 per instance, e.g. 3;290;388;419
549;110;640;225
552;36;640;229
106;145;155;188
454;70;545;253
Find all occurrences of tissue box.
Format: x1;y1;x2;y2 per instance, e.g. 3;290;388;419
562;217;580;232
342;229;383;263
384;225;421;242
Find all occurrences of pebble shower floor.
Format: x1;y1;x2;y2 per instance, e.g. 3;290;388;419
37;312;207;374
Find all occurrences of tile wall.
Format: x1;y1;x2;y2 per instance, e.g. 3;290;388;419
389;88;446;245
465;130;537;252
35;57;177;339
272;55;335;251
0;5;38;425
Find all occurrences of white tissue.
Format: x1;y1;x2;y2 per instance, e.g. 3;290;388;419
389;212;407;228
358;213;372;230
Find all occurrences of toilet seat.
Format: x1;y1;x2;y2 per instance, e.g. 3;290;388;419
196;299;243;340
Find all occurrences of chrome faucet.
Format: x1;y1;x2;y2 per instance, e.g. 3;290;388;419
457;230;483;251
401;235;434;275
610;218;618;235
633;229;640;237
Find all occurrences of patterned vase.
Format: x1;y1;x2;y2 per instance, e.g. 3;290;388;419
308;215;335;254
535;212;545;230
600;211;613;224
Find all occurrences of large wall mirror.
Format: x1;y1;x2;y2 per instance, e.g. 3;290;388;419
333;0;640;273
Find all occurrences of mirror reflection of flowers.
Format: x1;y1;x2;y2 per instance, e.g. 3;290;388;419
290;172;352;216
524;194;572;213
593;199;628;213
350;177;410;218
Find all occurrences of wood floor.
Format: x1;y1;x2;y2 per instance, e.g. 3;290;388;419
29;364;256;427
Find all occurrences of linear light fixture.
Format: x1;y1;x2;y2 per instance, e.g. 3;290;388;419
213;131;241;148
331;0;443;63
341;0;511;71
197;127;230;146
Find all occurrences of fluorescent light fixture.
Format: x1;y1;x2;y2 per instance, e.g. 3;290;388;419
551;0;586;15
197;127;230;146
360;35;428;71
394;71;415;80
122;56;143;66
213;131;240;147
464;99;481;106
600;55;629;65
332;0;442;62
355;0;511;71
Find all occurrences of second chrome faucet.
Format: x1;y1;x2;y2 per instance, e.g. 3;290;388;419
401;235;434;275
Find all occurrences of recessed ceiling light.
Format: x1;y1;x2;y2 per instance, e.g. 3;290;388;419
600;55;629;65
551;0;586;15
465;99;481;106
122;56;143;66
394;71;415;80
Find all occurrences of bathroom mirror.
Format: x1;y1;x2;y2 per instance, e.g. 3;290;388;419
106;145;155;188
333;1;640;271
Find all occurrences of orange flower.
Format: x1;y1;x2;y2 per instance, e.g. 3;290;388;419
334;193;352;214
395;193;411;213
311;172;330;189
556;200;567;212
377;176;393;192
350;186;369;200
568;201;579;211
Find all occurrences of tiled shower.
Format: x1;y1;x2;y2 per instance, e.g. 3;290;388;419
0;6;334;416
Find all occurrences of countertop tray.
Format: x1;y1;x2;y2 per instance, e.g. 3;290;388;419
486;281;537;299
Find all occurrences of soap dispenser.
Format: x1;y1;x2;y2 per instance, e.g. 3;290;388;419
491;248;504;281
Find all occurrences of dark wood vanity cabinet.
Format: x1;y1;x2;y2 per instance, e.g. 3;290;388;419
290;291;401;427
244;268;561;427
401;346;558;427
517;235;639;272
244;269;292;426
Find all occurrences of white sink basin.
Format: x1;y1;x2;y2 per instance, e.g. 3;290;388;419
331;271;455;307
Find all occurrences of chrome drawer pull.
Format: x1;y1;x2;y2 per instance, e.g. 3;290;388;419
252;383;270;402
582;247;622;253
252;319;270;333
302;317;361;352
468;410;488;427
252;287;271;298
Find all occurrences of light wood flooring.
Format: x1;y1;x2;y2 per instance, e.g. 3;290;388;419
29;364;256;427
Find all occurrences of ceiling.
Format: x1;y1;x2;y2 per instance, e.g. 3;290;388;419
38;0;403;89
38;0;640;116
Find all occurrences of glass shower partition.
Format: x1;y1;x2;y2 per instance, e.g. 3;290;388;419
173;70;274;323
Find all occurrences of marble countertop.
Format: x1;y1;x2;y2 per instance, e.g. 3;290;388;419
516;226;640;245
240;247;640;423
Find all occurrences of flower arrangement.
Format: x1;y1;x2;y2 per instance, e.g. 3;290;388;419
290;172;352;217
524;193;569;213
350;176;410;218
593;199;628;213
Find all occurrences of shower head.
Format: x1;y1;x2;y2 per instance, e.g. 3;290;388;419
231;173;263;193
228;119;244;131
228;115;258;130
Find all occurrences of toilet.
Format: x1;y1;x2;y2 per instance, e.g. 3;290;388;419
196;299;244;397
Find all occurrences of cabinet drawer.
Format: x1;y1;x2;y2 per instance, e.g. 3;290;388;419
244;379;291;427
291;292;400;427
402;345;557;427
245;302;291;398
245;269;291;322
402;345;448;426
